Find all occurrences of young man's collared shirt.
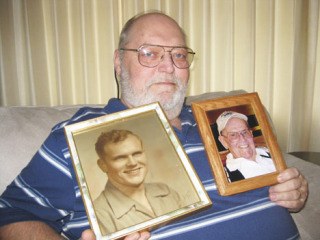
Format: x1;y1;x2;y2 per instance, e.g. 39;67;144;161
0;98;300;239
94;182;181;235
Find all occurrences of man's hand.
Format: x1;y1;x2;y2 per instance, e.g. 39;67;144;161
269;167;308;212
81;229;150;240
81;229;95;240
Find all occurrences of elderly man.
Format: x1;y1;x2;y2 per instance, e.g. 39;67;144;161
217;111;276;182
0;11;308;240
94;130;182;235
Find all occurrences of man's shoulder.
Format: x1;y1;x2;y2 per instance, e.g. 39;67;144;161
256;146;271;156
93;189;107;206
54;106;106;130
51;98;125;133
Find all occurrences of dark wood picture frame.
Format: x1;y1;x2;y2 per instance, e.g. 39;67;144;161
64;102;211;239
191;92;287;196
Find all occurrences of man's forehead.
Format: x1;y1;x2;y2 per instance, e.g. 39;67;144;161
128;15;185;44
134;13;178;26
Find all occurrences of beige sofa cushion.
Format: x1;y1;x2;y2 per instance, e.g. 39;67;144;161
0;106;80;193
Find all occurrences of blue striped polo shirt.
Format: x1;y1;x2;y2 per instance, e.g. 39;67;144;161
0;98;299;239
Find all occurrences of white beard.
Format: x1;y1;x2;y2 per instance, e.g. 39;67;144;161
119;66;188;120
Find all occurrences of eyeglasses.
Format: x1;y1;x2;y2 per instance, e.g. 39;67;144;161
119;44;195;69
222;129;252;142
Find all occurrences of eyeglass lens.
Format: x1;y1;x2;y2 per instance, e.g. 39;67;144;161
138;45;194;69
225;129;252;141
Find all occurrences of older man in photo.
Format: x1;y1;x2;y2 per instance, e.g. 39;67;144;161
217;111;276;182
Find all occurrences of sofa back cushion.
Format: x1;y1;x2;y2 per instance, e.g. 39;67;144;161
0;106;80;193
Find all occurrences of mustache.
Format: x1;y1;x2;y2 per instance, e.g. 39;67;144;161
146;75;180;88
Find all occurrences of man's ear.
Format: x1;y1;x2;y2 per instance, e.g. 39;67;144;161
218;135;229;150
97;158;108;173
114;49;121;77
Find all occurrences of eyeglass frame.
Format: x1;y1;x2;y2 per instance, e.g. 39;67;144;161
119;44;196;69
221;129;253;142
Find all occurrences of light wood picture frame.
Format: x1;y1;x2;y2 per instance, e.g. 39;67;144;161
191;92;287;196
64;102;211;240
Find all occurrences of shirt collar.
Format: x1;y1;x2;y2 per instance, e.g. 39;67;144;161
103;98;128;114
103;182;138;219
103;182;170;219
103;99;195;126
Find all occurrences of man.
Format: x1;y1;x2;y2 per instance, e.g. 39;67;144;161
217;111;276;182
0;11;308;240
93;130;181;235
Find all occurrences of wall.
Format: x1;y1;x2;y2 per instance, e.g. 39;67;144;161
0;0;319;152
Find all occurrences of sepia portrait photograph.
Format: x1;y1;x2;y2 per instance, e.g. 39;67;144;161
192;92;287;196
64;103;211;240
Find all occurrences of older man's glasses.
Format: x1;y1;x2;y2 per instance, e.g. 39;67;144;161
120;44;195;69
222;129;252;142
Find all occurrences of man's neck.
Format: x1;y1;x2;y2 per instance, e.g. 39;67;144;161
170;117;182;130
120;98;182;130
110;179;144;195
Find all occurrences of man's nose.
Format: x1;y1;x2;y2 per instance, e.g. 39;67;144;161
238;132;248;141
126;155;137;165
158;52;175;73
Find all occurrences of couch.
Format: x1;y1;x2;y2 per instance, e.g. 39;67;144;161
1;91;319;239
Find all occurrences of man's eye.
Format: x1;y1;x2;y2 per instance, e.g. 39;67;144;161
242;130;250;136
144;52;153;57
114;156;126;161
133;152;143;157
174;53;186;59
229;133;237;138
141;50;157;58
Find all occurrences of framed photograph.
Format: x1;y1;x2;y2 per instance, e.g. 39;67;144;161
191;92;287;196
64;102;211;240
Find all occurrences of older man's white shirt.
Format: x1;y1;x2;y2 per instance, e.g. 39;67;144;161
226;147;276;179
